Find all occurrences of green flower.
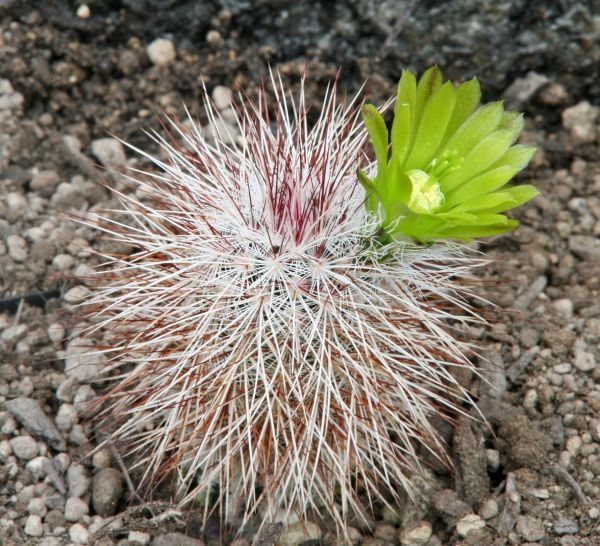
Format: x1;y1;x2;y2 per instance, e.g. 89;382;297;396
359;67;539;243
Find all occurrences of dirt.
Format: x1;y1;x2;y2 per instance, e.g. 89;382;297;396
1;1;600;545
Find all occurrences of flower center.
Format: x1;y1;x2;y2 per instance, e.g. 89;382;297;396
406;170;444;214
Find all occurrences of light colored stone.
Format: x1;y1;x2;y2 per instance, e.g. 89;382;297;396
52;254;75;271
399;520;432;546
516;515;545;542
277;521;321;545
146;38;176;66
27;497;48;518
456;514;485;538
69;523;90;544
566;435;582;457
31;170;61;195
90;137;126;168
65;496;89;522
24;514;43;537
6;234;28;262
479;498;499;519
64;285;90;304
129;531;151;545
51;182;86;209
9;435;39;461
562;101;599;144
91;448;112;469
77;4;91;19
64;337;107;382
553;298;574;320
212;85;232;110
67;464;91;498
574;345;596;372
56;404;78;432
48;323;66;343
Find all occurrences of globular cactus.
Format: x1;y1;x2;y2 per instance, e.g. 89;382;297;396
81;69;535;533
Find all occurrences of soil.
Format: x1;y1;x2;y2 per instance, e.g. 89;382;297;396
1;1;600;545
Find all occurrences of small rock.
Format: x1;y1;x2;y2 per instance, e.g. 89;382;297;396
56;404;78;432
0;79;24;110
65;496;90;522
76;4;91;19
48;322;66;343
146;38;176;66
6;398;66;451
399;520;432;546
50;182;87;209
64;337;107;382
31;170;61;196
569;235;600;261
69;522;90;544
24;514;43;537
479;498;499;520
151;533;205;546
538;82;569;105
26;457;66;493
64;285;90;304
129;531;151;545
6;234;28;262
503;71;549;107
90;137;126;168
553;517;579;535
68;464;91;498
92;468;123;516
553;298;574;320
9;435;39;461
573;345;596;372
92;447;112;469
374;522;396;542
27;497;48;518
516;515;545;542
277;521;321;545
456;514;486;538
52;254;75;271
562;101;599;144
433;489;471;526
212;85;233;110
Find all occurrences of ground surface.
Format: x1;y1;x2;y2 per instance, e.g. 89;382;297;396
1;1;600;545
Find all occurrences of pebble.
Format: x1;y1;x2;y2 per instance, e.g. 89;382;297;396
50;182;87;209
569;235;600;261
277;521;321;545
69;523;90;544
516;515;545;542
64;285;90;304
566;435;582;457
67;464;91;498
92;468;123;516
151;533;205;546
562;101;599;144
48;322;66;343
146;38;176;66
64;337;107;382
539;82;569;105
573;345;596;372
76;4;91;19
31;170;61;196
27;497;47;518
553;517;579;535
6;234;28;262
553;298;574;320
503;71;549;107
24;514;43;537
456;514;486;538
129;531;151;545
212;85;233;110
65;496;90;522
1;324;27;343
0;79;24;110
52;253;75;271
5;397;66;451
374;522;396;542
399;520;432;546
9;435;39;461
91;447;112;469
479;498;499;519
90;137;126;168
56;404;78;432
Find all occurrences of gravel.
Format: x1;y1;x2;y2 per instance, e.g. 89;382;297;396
1;1;600;544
